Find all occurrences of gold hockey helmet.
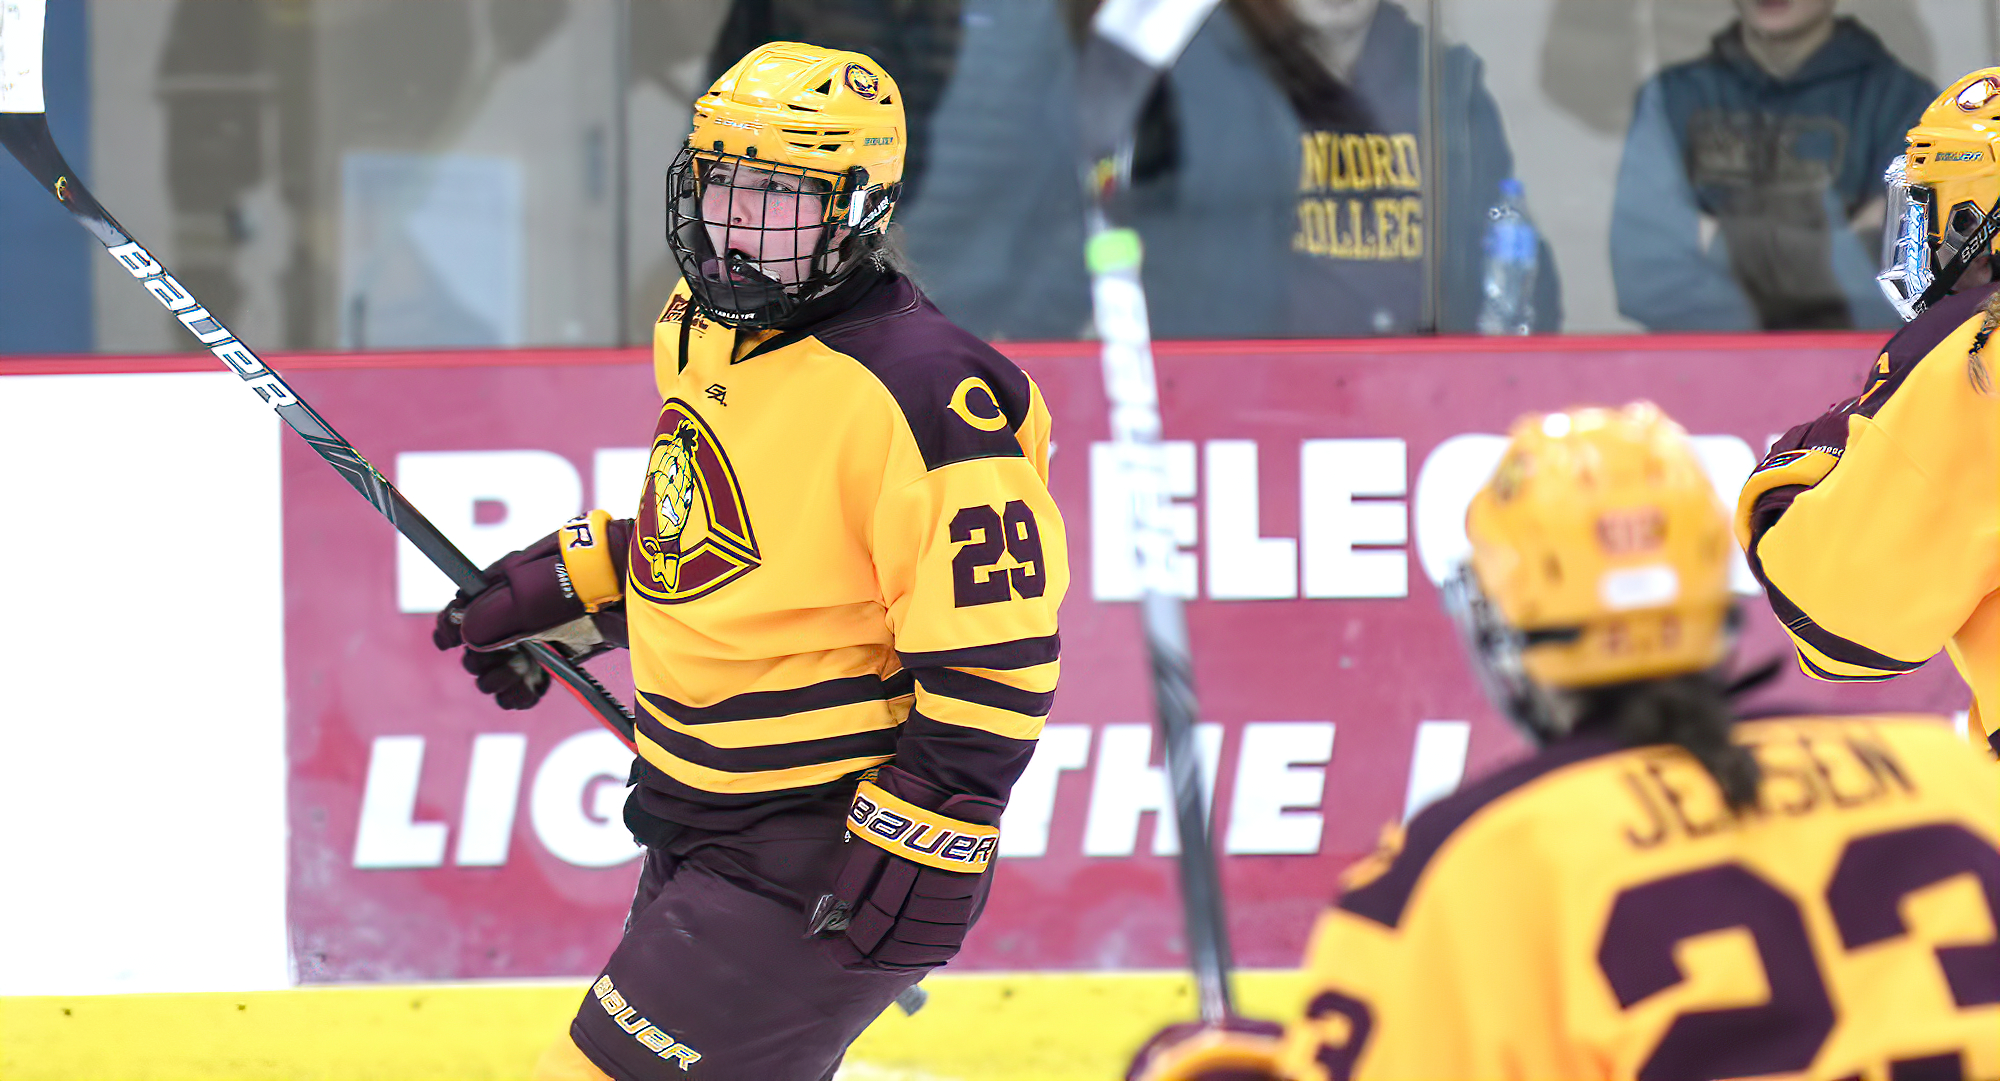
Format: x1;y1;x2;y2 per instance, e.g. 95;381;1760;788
667;42;906;327
1445;403;1736;741
1880;67;2000;319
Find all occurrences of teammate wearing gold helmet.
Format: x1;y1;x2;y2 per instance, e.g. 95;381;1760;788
430;43;1068;1081
1741;66;2000;762
1128;404;1999;1081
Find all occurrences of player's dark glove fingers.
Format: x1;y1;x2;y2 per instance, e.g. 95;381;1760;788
814;765;1003;971
433;594;471;650
900;891;979;925
846;860;920;952
433;513;636;653
870;856;921;909
911;861;981;900
830;840;889;900
868;865;992;967
844;900;898;955
432;514;634;711
462;646;510;680
872;932;962;969
493;667;550;709
464;647;549;710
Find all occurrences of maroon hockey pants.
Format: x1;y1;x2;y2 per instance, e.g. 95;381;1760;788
568;807;925;1081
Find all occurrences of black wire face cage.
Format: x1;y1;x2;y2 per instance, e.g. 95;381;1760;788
666;146;873;329
1440;563;1567;746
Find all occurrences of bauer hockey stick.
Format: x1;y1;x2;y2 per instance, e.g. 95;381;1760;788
0;0;638;749
1076;0;1233;1024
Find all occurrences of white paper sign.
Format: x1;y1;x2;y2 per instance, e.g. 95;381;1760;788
0;0;47;115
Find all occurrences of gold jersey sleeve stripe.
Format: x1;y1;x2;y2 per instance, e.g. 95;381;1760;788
846;777;999;873
915;667;1054;716
636;733;892;794
637;692;910;749
913;690;1048;741
949;660;1061;696
1791;639;1904;682
557;509;624;613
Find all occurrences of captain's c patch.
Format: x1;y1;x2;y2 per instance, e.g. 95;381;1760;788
947;377;1009;432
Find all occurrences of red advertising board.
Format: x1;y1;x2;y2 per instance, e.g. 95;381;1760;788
265;335;1969;981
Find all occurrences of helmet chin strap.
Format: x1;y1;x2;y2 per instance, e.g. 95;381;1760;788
1916;195;2000;313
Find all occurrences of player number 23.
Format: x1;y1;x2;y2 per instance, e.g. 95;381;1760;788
1598;823;2000;1081
950;501;1045;607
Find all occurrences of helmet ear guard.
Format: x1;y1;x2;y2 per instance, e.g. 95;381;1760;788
1885;180;2000;320
1918;197;2000;313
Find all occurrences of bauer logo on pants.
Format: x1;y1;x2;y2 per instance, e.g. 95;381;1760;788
592;975;702;1070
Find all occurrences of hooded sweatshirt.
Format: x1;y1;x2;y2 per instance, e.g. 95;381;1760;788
1612;17;1935;331
1128;0;1562;338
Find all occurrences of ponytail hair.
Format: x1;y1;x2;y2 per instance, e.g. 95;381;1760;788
1574;673;1762;811
1969;289;2000;395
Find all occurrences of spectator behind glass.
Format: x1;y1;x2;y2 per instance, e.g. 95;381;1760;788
1128;0;1561;337
1611;0;1935;331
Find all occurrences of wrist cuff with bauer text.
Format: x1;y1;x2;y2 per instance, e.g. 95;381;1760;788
846;775;999;873
556;510;624;613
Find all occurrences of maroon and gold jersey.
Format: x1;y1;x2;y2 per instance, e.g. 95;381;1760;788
621;273;1067;827
1280;716;2000;1081
1737;285;2000;757
1277;715;2000;1081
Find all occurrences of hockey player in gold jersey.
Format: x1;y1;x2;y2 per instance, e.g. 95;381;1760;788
431;43;1067;1081
1127;404;1999;1081
1740;66;2000;761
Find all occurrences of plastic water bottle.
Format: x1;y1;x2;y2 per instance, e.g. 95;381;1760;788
1477;178;1539;336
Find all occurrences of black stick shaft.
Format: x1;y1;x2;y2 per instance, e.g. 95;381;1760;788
1144;591;1233;1022
0;111;637;748
1075;10;1235;1020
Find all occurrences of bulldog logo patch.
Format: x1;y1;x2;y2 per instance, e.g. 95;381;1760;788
630;400;761;603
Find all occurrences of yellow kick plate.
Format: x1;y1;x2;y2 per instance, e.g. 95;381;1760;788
2;970;1307;1081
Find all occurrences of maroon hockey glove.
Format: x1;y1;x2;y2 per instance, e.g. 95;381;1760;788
433;512;631;711
1124;1019;1287;1081
809;765;1003;971
1736;404;1854;554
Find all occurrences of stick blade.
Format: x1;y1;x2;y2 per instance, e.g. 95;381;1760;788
0;0;48;115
